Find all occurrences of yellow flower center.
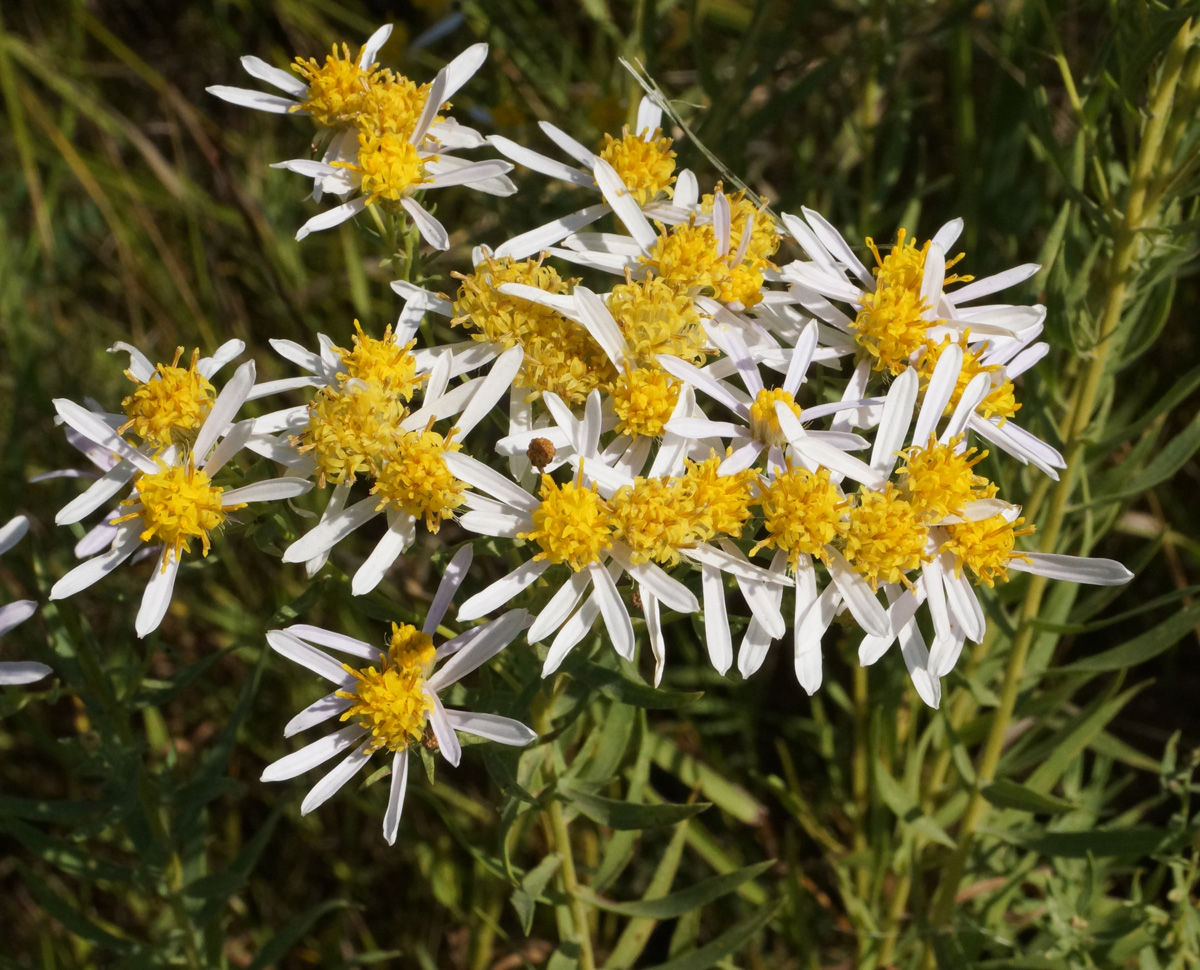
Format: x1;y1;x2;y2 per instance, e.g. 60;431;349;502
917;334;1020;423
371;429;465;532
751;466;846;568
338;623;436;755
607;276;710;367
610;476;695;567
701;188;780;265
749;388;802;448
639;223;729;297
298;380;408;487
119;348;215;451
897;434;993;521
341;131;428;204
610;367;680;439
518;473;614;572
681;454;758;541
334;321;424;400
597;127;676;206
717;262;766;309
291;43;377;128
942;514;1035;587
842;484;928;589
355;72;430;138
452;256;615;404
854;229;973;376
116;462;238;562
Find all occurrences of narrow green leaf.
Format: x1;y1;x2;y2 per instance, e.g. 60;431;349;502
579;860;773;919
981;779;1078;814
561;787;709;830
649;734;765;825
186;809;281;926
568;659;702;710
638;898;783;970
23;867;135;952
1057;600;1200;672
1007;826;1168;859
873;759;955;848
510;853;561;935
1101;407;1200;500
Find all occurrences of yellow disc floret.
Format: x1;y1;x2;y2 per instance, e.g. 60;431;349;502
917;334;1020;423
610;367;680;439
372;429;465;532
355;72;430;138
942;514;1035;587
338;623;437;755
298;379;408;487
681;454;759;541
334;321;424;400
749;388;802;449
452;256;615;404
610;476;695;567
752;466;846;568
518;472;614;572
640;222;730;297
597;126;676;206
340;131;428;204
607;276;710;367
116;461;237;563
897;434;992;522
120;348;215;451
291;43;378;128
842;484;928;589
702;188;780;266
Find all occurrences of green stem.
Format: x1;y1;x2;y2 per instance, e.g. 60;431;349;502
922;18;1199;960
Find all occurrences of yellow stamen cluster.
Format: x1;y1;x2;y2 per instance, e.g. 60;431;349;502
701;188;781;265
117;462;239;563
335;321;424;400
607;276;710;367
291;43;380;127
681;455;758;541
356;74;430;137
641;223;730;298
943;514;1035;587
854;229;974;375
918;335;1019;423
338;131;428;205
843;485;928;589
452;256;615;404
597;127;676;206
610;367;680;439
119;348;215;451
752;466;847;568
610;476;696;567
897;435;992;521
298;380;408;486
749;388;802;448
371;430;465;531
338;623;437;755
519;473;614;572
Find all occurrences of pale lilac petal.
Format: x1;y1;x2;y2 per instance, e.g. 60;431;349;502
0;600;37;637
0;661;52;686
424;545;474;634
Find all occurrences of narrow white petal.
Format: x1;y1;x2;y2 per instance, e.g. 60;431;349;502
282;497;380;563
55;461;137;526
942;560;985;642
657;355;749;417
424;545;474;634
444;710;537;746
801;207;874;287
831;360;872;433
456;345;523;436
75;521;119;559
1009;553;1132;585
0;661;52;686
0;600;37;637
271;158;340;179
574;287;629;369
458;509;526;537
685;543;792;587
424;691;462;767
593;158;657;253
538;121;596;167
284;624;377;661
779;407;885;489
1006;342;1050;378
794;584;839;694
457;559;549;622
635;95;662;135
267;630;358;685
871;367;918;475
783;320;819;396
674;169;698;209
411;66;447;147
702;564;732;675
202;419;254;476
108;341;155;381
428;609;528;690
488;135;592;187
296;198;368;241
399;197;449;251
825;548;889;637
920;244;946;314
351;512;415;595
712;191;731;256
135;550;181;637
948;264;1039;304
912;344;963;445
542;591;601;676
859;586;922;666
589;561;634;660
928;631;967;680
221;477;313;505
443;452;538;513
49;525;141;599
737;550;787;678
610;544;698;614
53;400;157;474
426;159;514;190
240;55;307;95
527;569;591;644
383;749;409;845
284;691;354;738
494;204;609;260
206;85;295;113
932;218;964;253
359;23;394;68
193;360;256;462
299;739;373;813
942;373;992;441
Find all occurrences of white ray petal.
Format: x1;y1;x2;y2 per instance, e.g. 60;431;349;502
240;55;307;95
948;264;1039;305
794;584;839;694
488;135;592;186
932;218;964;252
206;85;295;113
825;548;888;637
701;564;732;675
53;400;157;474
0;661;52;686
912;344;963;445
1008;553;1132;585
300;739;373;813
49;525;141;599
267;630;358;684
590;560;634;660
284;691;354;738
383;749;409;845
220;477;312;505
351;512;415;596
296;197;368;241
284;624;377;660
538;121;596;167
593;158;657;253
193;360;256;461
282;497;380;563
871;367;918;475
494;204;610;260
528;568;591;644
444;710;537;746
427;692;462;767
443;452;538;513
457;559;549;622
801;207;873;287
428;609;528;690
135;550;181;637
0;600;37;637
425;545;474;634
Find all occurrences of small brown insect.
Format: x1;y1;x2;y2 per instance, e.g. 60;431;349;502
421;724;440;751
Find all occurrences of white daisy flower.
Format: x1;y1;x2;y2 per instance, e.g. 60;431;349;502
260;546;535;845
277;345;523;594
49;362;314;637
489;96;698;260
0;516;51;687
270;56;514;249
779;210;1045;378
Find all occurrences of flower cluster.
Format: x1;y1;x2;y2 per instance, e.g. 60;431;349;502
20;26;1132;842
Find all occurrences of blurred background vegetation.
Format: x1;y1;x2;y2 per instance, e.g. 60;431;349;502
1;0;1198;967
